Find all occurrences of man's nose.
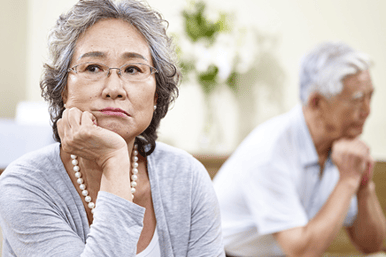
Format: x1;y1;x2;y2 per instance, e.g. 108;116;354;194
360;96;371;118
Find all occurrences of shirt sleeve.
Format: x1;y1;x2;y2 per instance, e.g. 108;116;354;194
0;171;145;257
242;162;308;235
344;195;358;227
186;160;225;257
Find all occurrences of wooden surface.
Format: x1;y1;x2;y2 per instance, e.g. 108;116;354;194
324;162;386;256
194;154;229;180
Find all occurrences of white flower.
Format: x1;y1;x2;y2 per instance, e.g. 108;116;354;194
211;33;237;81
176;0;259;91
193;42;212;73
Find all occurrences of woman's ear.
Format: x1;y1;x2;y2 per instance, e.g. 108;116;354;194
61;86;68;106
153;92;158;106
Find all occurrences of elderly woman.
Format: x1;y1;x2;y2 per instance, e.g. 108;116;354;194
0;0;224;256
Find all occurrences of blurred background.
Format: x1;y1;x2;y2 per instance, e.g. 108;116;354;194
1;0;385;161
0;1;386;255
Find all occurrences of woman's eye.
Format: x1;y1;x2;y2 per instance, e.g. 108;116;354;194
124;65;142;74
85;64;104;73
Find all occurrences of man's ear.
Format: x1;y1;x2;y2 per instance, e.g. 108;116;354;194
307;92;323;110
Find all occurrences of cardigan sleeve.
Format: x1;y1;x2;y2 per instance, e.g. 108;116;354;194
186;160;225;257
0;168;145;257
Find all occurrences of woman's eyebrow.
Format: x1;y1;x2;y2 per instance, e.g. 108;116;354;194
77;51;148;62
78;51;106;60
122;52;148;62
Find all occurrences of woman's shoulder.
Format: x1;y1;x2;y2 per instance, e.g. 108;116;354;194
0;143;62;181
149;142;207;179
152;141;197;163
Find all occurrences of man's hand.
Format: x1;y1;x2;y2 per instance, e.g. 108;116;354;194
331;138;372;190
359;156;374;189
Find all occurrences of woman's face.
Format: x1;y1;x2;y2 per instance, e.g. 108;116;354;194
64;18;157;142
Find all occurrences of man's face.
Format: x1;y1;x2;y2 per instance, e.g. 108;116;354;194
321;70;374;139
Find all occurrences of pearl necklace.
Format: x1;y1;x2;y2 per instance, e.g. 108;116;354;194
70;144;139;214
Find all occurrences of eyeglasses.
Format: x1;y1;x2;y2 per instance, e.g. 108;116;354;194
67;62;158;82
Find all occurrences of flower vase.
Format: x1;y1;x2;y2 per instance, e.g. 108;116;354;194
198;93;225;154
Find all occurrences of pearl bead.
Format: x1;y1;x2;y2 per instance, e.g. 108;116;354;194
70;144;138;217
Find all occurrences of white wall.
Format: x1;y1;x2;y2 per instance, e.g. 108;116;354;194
2;0;386;159
158;0;386;159
25;0;79;101
0;0;28;118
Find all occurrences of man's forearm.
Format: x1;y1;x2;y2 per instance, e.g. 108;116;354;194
274;178;359;257
347;181;386;253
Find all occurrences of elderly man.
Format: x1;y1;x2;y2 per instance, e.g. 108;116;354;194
213;42;386;257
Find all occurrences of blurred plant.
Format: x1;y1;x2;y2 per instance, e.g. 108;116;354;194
175;0;258;96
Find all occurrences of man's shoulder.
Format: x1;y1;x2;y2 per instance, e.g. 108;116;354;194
241;108;300;153
218;107;304;177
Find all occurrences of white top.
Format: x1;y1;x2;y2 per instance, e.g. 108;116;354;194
213;105;358;257
136;228;161;257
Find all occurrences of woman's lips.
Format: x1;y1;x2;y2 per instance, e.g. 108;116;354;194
99;108;130;117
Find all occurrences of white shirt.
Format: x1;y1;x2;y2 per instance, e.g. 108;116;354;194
136;227;161;257
213;105;357;256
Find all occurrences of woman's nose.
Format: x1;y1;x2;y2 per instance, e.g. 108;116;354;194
101;71;127;100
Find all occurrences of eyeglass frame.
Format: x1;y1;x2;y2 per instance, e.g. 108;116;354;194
67;62;158;82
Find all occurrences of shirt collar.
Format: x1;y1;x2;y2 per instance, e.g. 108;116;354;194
292;104;319;167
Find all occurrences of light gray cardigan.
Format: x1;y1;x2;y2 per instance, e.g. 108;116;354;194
0;142;225;257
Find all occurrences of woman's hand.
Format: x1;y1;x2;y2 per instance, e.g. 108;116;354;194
58;107;133;201
57;107;128;169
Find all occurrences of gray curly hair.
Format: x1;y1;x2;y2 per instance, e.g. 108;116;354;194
299;41;372;105
40;0;180;156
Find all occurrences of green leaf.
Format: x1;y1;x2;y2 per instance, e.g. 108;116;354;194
226;71;238;92
182;0;223;43
198;65;219;95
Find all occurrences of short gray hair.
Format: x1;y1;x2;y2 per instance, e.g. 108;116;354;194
40;0;180;156
299;41;371;105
